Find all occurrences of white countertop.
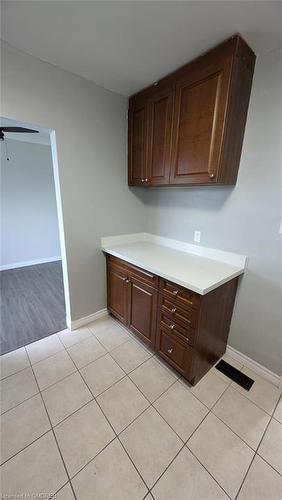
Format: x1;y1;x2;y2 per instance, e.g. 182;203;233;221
101;233;246;295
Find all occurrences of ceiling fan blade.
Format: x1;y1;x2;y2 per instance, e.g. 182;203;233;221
0;127;39;133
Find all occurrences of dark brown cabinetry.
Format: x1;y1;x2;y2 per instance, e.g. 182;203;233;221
107;262;128;325
128;35;255;187
128;100;148;186
107;255;158;348
106;254;238;385
128;277;157;348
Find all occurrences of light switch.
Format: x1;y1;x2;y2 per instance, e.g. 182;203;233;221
194;230;201;243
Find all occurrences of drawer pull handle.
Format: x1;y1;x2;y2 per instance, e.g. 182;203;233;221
187;300;193;306
167;348;174;354
172;290;178;296
169;324;175;330
171;308;177;313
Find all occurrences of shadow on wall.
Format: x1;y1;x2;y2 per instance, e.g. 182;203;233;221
130;185;234;212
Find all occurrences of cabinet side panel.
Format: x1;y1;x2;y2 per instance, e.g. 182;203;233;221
219;38;256;184
191;278;238;384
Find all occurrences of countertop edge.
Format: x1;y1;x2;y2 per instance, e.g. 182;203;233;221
102;247;244;295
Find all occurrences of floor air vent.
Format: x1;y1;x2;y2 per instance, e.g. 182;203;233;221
215;360;254;390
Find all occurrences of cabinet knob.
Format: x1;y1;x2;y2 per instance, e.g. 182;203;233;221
169;324;175;330
172;290;178;296
141;179;145;183
167;348;174;354
171;308;177;313
145;178;149;183
125;279;130;283
209;173;215;179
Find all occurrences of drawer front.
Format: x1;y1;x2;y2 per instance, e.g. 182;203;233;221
160;313;195;346
160;278;200;310
160;296;198;330
158;329;192;375
107;255;158;288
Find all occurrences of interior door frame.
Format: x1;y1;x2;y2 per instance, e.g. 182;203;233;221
49;130;71;326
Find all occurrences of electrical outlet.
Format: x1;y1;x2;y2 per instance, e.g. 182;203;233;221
194;230;201;243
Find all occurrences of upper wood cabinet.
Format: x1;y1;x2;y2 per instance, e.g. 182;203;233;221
147;87;174;185
128;35;255;187
128;100;148;186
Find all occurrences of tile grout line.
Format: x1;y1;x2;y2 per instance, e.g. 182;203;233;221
209;383;274;452
147;381;233;499
0;427;51;467
24;346;79;500
51;480;71;499
234;391;282;499
3;357;280;499
181;382;234;500
2;323;281;497
148;380;233;499
105;347;233;498
68;353;152;496
179;381;238;498
1;328;169;469
229;374;281;417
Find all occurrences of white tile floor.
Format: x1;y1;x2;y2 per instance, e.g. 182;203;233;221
0;316;281;500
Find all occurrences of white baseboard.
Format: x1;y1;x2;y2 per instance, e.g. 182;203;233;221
66;308;108;331
226;345;281;388
0;256;62;271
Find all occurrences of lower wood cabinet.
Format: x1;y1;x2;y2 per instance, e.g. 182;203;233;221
128;276;157;349
107;256;157;348
107;262;128;325
106;254;238;385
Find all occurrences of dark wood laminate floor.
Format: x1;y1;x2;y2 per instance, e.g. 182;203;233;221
0;261;66;355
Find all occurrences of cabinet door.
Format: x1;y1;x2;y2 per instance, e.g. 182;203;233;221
170;55;233;185
128;276;157;348
107;264;128;325
128;101;148;186
147;88;173;185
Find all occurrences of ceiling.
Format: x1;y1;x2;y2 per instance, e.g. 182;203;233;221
1;1;282;96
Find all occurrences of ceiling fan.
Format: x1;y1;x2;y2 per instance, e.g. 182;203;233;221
1;126;39;160
0;126;39;141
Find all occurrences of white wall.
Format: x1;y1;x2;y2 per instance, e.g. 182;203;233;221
1;139;61;268
140;49;282;375
1;41;146;322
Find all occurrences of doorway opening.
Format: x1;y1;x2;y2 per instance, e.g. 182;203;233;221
0;117;70;354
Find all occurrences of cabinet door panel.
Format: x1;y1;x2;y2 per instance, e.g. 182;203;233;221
107;264;128;325
147;89;173;185
128;277;157;348
171;58;232;184
128;103;148;185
